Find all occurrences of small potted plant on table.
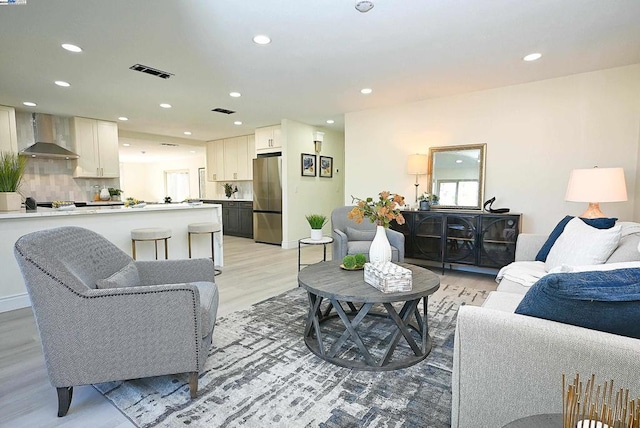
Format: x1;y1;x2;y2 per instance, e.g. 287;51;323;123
306;214;327;241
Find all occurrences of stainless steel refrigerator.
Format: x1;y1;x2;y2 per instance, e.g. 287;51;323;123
253;156;282;244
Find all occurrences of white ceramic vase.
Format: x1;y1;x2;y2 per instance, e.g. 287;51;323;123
369;225;392;263
310;228;323;240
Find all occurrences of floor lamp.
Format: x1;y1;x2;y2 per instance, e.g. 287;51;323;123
407;154;429;205
565;167;627;218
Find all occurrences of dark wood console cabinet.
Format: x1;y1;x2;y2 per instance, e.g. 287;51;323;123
391;211;521;272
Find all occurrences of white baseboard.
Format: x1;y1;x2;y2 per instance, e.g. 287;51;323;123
282;240;297;250
0;293;31;313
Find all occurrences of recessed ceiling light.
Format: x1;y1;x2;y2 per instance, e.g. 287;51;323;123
253;35;271;45
360;88;373;94
159;103;172;109
61;43;82;53
118;117;128;121
122;143;131;147
456;159;463;164
229;92;241;98
183;131;192;136
23;101;37;107
190;150;196;154
326;120;335;124
55;80;70;87
523;53;542;62
234;121;243;125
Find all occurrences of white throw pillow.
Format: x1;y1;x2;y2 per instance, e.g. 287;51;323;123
544;217;622;272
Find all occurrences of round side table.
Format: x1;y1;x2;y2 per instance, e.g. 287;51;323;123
298;236;333;271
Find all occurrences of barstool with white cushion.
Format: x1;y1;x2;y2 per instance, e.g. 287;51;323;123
131;228;171;260
188;222;222;275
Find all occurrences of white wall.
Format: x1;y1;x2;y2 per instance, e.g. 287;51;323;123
120;156;205;203
282;119;345;247
345;64;640;234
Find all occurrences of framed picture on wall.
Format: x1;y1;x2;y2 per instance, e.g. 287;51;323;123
319;156;333;178
301;153;316;176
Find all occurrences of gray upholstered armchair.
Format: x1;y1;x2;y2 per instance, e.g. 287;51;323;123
14;226;218;417
331;206;405;262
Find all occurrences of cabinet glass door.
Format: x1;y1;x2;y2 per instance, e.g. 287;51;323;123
413;214;443;261
445;215;477;264
479;216;518;268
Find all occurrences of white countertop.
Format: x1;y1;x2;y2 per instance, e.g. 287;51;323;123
0;202;221;220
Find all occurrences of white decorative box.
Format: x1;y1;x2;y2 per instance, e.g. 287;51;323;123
364;262;413;293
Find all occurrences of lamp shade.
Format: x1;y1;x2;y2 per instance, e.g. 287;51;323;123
407;154;428;175
565;167;627;203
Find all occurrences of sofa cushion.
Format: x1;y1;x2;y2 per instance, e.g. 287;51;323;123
514;268;640;339
482;291;524;312
535;216;618;262
606;223;640;263
345;227;376;242
544;218;621;271
96;262;140;289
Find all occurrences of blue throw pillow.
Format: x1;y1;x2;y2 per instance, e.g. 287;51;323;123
515;268;640;339
535;216;618;262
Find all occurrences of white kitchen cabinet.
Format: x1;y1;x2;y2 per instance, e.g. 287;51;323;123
224;135;255;180
209;135;254;181
206;139;225;181
71;117;120;178
0;105;18;154
255;125;281;154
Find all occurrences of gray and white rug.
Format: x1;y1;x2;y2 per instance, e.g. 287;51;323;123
95;281;487;427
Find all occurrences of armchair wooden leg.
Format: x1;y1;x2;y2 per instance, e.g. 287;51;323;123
56;386;73;417
188;372;198;399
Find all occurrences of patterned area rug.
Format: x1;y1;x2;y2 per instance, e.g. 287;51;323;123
95;281;488;427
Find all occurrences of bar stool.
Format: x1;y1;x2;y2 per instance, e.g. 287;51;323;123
188;222;222;275
131;228;171;260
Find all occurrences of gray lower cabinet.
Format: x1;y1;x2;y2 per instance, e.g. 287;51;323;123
204;200;253;238
391;211;521;271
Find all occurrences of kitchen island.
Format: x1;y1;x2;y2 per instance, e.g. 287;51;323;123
0;203;222;312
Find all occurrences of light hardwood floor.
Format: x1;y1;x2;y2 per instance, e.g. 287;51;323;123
0;236;497;427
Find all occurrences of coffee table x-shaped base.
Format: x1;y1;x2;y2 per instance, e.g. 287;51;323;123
303;293;433;371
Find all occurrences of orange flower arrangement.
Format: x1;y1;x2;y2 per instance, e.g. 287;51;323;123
348;191;406;228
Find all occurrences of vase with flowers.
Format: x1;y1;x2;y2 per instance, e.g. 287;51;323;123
348;191;405;263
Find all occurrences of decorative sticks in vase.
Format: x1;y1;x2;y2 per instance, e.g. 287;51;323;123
562;373;639;428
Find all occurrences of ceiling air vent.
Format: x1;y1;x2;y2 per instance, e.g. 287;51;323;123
129;64;174;79
161;143;179;147
211;108;236;115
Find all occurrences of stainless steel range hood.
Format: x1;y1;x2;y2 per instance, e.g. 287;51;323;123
20;113;80;160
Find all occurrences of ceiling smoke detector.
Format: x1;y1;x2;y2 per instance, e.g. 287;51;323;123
355;1;374;13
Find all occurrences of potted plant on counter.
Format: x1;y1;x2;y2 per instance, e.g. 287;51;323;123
0;151;27;212
223;183;238;199
108;188;123;201
305;214;327;241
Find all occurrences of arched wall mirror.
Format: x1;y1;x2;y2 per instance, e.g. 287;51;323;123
428;143;486;210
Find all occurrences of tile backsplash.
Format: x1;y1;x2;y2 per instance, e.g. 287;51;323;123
21;158;118;202
15;111;119;202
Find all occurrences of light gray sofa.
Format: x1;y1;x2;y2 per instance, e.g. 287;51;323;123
331;205;405;262
451;225;640;427
14;226;219;417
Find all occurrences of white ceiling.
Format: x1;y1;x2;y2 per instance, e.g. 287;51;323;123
1;0;639;161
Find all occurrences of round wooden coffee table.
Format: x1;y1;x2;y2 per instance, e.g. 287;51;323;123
298;260;440;371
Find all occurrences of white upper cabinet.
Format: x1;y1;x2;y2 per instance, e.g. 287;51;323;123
255;125;281;154
208;135;254;181
0;105;18;154
71;117;120;178
206;139;225;181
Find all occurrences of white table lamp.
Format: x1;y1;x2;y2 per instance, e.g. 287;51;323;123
407;154;429;204
565;167;627;218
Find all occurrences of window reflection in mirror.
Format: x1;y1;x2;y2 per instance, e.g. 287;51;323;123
429;144;486;210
